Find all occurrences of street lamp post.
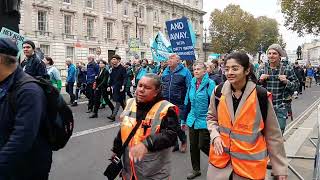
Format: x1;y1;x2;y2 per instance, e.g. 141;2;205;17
204;28;207;62
134;10;139;39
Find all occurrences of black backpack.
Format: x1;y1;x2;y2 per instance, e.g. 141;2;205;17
214;83;268;124
8;74;74;151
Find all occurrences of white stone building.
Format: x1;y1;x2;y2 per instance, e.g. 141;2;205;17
302;40;320;66
19;0;206;72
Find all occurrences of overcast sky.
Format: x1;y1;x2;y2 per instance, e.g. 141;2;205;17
202;0;316;51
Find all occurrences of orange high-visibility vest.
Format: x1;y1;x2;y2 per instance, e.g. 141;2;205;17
209;89;269;180
120;98;175;180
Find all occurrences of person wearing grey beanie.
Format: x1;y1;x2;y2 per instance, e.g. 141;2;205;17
267;44;286;57
257;43;299;135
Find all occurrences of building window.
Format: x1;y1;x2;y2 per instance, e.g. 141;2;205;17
64;0;71;3
106;0;113;13
139;6;144;19
85;0;93;8
66;46;74;60
123;25;129;44
139;28;144;43
153;10;159;22
87;18;94;37
40;44;50;56
64;15;72;35
106;22;113;39
123;1;129;16
38;11;47;32
89;48;96;54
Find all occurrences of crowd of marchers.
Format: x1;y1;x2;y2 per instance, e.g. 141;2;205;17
3;37;316;180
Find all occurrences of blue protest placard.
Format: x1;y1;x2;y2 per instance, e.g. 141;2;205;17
150;31;173;62
165;17;195;61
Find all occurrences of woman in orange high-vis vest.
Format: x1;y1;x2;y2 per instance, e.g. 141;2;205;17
206;52;288;180
109;74;179;180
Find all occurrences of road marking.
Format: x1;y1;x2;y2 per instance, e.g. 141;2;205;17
71;122;120;138
298;127;313;130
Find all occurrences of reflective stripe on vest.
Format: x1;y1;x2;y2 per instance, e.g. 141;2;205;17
120;99;175;180
209;89;268;179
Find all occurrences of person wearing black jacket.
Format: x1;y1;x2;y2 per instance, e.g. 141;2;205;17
21;40;47;78
110;74;178;179
293;62;305;94
89;60;114;118
108;55;127;121
0;38;52;180
72;62;87;107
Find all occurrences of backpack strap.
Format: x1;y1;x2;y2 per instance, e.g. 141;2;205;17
7;75;38;114
214;83;268;123
256;85;268;123
214;83;224;108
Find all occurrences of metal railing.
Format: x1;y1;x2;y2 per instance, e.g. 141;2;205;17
313;105;320;179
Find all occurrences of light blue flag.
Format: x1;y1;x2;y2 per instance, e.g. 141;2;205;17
188;21;196;47
150;32;173;62
0;27;26;58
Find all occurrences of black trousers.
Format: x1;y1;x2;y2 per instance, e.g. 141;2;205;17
299;82;303;93
66;82;75;103
86;83;95;110
93;88;115;114
189;127;210;171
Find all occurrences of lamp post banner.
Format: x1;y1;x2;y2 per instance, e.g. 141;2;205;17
165;17;196;61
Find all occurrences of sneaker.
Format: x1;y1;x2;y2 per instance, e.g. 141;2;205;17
71;102;78;107
107;116;115;122
86;109;92;113
187;170;201;179
180;142;187;153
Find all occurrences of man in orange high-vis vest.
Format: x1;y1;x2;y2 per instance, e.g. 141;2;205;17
110;73;179;180
207;81;288;180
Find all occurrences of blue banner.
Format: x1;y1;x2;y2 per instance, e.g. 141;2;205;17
165;17;196;61
150;32;173;62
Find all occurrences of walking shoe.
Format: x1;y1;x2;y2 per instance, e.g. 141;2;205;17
86;109;92;113
89;113;98;118
71;102;78;107
172;144;179;152
180;142;187;153
107;116;115;122
187;170;201;179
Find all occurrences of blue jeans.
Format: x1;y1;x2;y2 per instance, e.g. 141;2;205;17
274;107;288;132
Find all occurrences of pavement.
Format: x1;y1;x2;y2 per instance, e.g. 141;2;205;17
50;85;320;180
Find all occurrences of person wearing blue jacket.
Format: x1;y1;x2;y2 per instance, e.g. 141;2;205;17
86;55;99;112
305;65;314;88
0;38;52;180
161;53;192;153
184;62;215;179
135;59;153;85
66;58;76;104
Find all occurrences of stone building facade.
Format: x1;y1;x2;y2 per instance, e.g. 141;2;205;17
19;0;205;72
